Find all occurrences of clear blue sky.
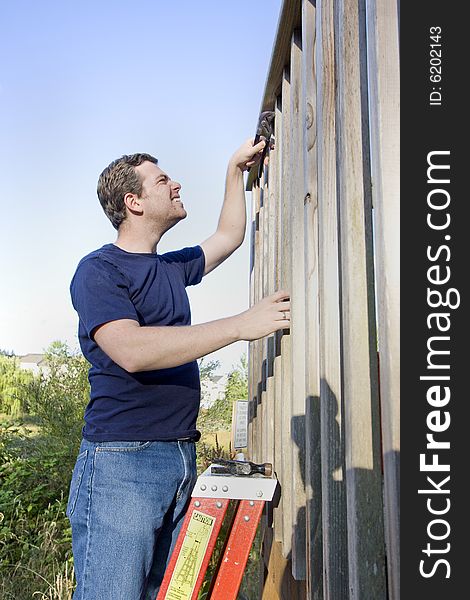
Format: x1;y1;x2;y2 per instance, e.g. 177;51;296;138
0;0;282;372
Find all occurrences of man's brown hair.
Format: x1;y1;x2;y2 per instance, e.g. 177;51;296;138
97;153;158;229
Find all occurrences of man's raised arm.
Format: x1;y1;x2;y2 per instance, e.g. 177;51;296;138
200;138;266;276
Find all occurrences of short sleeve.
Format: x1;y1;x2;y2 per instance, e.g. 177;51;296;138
70;257;139;338
161;246;205;287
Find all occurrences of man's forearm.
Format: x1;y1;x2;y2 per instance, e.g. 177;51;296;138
94;289;290;372
216;161;246;247
104;317;241;373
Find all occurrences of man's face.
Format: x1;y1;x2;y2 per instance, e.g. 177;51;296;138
135;161;186;229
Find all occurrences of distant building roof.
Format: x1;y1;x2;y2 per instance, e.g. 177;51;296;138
19;353;48;365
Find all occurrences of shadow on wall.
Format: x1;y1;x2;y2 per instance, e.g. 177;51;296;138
252;377;395;600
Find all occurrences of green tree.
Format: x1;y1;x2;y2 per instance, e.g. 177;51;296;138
224;353;248;405
0;355;34;417
198;356;221;381
0;348;15;357
28;341;90;461
198;354;248;433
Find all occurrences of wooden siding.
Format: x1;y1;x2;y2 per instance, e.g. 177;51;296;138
247;1;400;598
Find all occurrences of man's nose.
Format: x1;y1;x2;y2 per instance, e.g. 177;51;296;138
171;180;181;192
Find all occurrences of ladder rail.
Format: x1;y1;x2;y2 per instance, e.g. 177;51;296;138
209;499;265;600
156;497;230;600
156;465;278;600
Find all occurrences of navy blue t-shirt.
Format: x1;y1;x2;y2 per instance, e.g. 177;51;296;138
70;243;205;441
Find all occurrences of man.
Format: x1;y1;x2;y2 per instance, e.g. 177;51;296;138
67;138;290;600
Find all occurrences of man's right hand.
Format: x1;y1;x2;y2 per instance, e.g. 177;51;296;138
235;290;290;341
93;290;291;372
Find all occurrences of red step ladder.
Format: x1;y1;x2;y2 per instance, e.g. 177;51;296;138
156;464;278;600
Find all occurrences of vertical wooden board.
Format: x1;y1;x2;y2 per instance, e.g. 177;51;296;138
365;1;400;597
288;28;307;581
272;96;285;543
265;120;278;470
261;167;270;465
262;539;308;600
262;171;269;465
279;65;293;559
257;179;266;464
255;182;264;464
262;169;270;305
249;184;261;459
301;1;323;597
252;195;257;462
315;0;349;597
335;0;386;597
248;184;256;455
261;168;270;465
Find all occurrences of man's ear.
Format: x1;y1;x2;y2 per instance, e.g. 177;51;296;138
123;193;144;215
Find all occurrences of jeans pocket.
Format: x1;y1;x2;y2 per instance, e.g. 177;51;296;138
66;449;88;518
95;441;153;452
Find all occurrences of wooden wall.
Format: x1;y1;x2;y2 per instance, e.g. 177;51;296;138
247;1;399;598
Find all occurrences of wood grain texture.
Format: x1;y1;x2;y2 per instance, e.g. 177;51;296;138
266;104;279;471
301;1;323;597
257;172;266;464
249;183;261;460
248;2;399;597
288;28;308;581
261;0;303;112
365;1;400;597
272;96;284;543
247;0;302;191
335;0;386;597
316;1;349;597
279;65;293;559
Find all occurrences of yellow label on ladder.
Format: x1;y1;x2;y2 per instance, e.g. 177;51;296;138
165;510;216;600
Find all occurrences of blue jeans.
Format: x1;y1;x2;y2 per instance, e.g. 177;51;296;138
66;438;197;600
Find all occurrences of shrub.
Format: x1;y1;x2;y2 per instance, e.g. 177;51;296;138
0;422;74;599
0;341;89;599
